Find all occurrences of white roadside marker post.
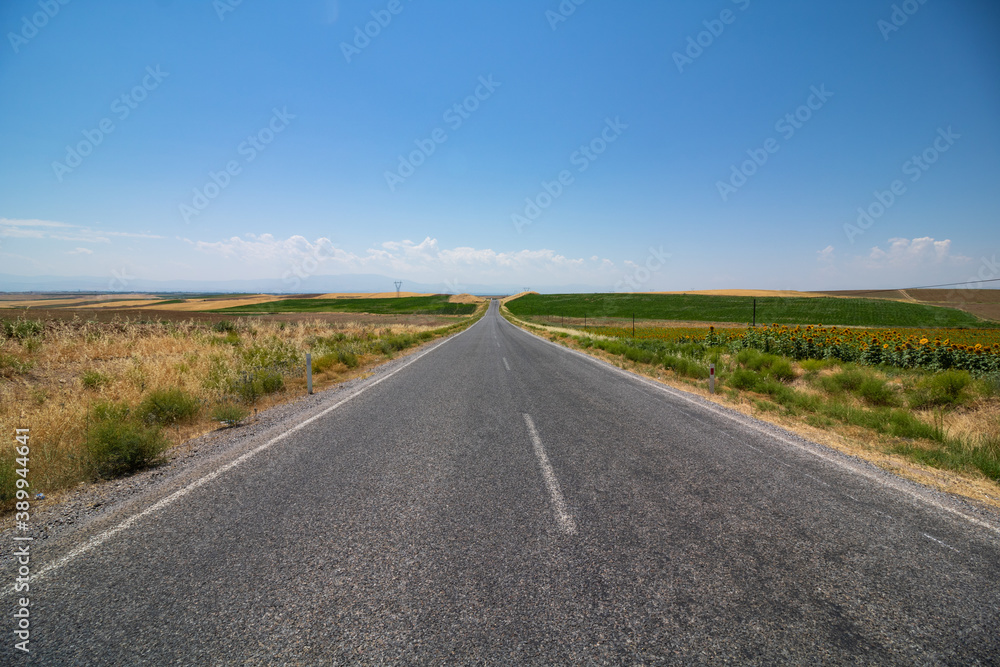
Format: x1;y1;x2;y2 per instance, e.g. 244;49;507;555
709;363;715;395
306;353;313;395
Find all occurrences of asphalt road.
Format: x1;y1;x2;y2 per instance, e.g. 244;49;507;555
7;300;1000;664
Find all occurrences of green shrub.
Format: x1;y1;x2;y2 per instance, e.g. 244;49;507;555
977;372;1000;397
209;331;241;346
819;402;939;441
734;349;796;382
907;370;976;410
728;368;759;391
857;377;897;406
820;368;866;394
211;403;248;427
375;333;419;356
0;352;33;378
241;337;301;369
202;354;232;391
834;368;866;391
681;360;709;379
86;402;168;479
804;414;835;428
661;355;708;379
595;339;628;356
81;369;111;390
312;353;337;373
767;358;798;383
893;433;1000;481
212;320;237;333
337;350;359;369
2;319;43;340
922;369;973;406
800;358;835;373
625;347;655;364
258;370;284;394
232;369;285;403
137;388;200;425
748;353;782;372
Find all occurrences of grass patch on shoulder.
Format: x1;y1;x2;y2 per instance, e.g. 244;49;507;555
211;403;248;427
137;388;201;425
81;369;111;390
86;402;169;479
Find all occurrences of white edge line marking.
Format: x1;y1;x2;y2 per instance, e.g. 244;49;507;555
503;357;511;371
9;318;481;594
923;533;960;553
501;316;1000;538
523;413;577;535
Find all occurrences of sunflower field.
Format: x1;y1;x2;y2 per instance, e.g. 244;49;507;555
585;324;1000;374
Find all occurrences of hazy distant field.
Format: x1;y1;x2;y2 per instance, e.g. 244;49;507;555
507;293;992;328
213;294;478;316
0;292;483;320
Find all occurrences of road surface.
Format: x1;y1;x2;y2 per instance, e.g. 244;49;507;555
7;301;1000;664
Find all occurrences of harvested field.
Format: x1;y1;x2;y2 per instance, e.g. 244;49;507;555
822;288;1000;322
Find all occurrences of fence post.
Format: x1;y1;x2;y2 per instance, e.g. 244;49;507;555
306;353;313;395
709;363;715;394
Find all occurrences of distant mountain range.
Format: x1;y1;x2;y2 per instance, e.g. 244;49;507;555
0;273;604;296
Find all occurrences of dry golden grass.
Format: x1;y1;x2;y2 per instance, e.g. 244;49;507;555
75;299;166;309
0;294;158;308
0;315;455;500
144;295;281;311
447;294;485;304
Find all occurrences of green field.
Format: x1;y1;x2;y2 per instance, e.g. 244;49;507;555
214;294;478;316
506;293;988;328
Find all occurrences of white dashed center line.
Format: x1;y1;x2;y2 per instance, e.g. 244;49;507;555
523;413;576;535
923;533;960;553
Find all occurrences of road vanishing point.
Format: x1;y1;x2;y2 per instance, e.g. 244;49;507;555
8;301;1000;664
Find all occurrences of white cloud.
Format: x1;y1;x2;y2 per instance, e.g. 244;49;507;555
188;233;618;285
809;236;977;290
0;218;163;243
66;247;94;255
864;237;969;268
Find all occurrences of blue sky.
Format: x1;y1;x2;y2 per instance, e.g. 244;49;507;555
1;0;998;293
